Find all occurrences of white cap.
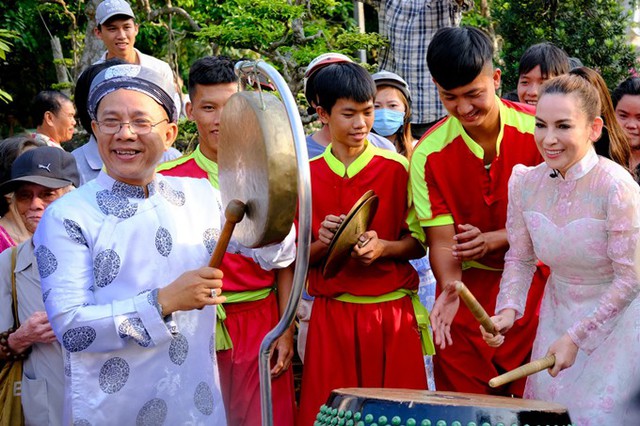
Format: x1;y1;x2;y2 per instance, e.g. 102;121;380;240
372;70;411;103
303;52;353;104
96;0;135;25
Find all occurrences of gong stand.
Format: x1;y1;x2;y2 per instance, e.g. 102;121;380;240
218;60;311;426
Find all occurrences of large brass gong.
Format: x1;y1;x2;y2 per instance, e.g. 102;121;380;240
218;91;298;248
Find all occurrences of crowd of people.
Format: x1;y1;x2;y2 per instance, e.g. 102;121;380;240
0;0;639;425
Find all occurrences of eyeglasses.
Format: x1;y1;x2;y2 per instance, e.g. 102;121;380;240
96;118;169;135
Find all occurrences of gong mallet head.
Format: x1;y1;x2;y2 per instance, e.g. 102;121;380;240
489;355;556;388
454;280;498;336
208;199;247;268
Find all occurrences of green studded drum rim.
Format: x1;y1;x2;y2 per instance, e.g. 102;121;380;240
313;388;573;426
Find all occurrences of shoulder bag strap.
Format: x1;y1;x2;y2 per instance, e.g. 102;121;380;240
10;247;19;328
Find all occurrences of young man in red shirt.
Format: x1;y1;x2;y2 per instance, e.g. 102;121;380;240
410;26;546;396
298;62;433;426
158;56;296;426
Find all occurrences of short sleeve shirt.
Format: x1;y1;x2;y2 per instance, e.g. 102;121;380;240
410;97;543;268
307;141;423;297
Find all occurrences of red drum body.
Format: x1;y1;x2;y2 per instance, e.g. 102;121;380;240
315;388;572;426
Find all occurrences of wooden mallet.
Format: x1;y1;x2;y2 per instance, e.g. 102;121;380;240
208;199;247;268
454;280;497;336
489;355;556;388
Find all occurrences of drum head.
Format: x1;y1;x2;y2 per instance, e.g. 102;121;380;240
218;91;298;248
322;190;379;278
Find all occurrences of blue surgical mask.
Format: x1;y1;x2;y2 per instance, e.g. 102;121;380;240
373;108;405;137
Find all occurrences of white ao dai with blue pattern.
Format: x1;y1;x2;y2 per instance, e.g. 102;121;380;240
33;172;229;426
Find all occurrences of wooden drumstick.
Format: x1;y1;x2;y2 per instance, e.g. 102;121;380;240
208;199;247;268
489;355;556;388
454;281;497;336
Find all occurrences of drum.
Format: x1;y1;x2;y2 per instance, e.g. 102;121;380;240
315;388;572;426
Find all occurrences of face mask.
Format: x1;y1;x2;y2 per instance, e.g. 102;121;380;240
373;108;405;136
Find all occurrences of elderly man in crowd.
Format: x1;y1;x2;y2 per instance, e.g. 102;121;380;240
31;91;77;149
0;146;79;426
33;64;227;424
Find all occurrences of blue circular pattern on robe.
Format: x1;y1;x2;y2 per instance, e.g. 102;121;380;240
158;180;186;206
112;180;146;199
63;218;88;246
118;317;152;347
96;189;138;218
169;333;189;365
94;249;121;288
194;381;214;415
62;326;97;352
73;419;92;426
136;398;168;426
34;245;57;278
155;227;173;257
99;357;130;394
203;228;220;255
42;288;51;303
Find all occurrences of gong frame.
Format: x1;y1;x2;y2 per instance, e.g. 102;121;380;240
233;60;312;426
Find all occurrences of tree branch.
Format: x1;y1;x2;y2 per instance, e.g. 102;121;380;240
148;7;201;31
140;0;151;15
44;0;77;26
291;18;323;43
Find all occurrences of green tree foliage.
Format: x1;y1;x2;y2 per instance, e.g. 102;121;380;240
492;0;637;90
0;29;18;103
0;0;385;137
197;0;386;99
0;0;84;131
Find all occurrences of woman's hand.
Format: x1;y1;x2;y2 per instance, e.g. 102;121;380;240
480;309;516;347
546;333;579;377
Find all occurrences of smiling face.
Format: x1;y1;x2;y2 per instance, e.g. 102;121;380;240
92;89;177;187
614;94;640;150
535;92;603;176
436;66;501;135
94;18;138;60
15;183;67;233
517;65;555;106
317;97;374;150
186;82;238;162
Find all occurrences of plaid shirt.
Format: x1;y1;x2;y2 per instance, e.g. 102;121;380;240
375;0;471;124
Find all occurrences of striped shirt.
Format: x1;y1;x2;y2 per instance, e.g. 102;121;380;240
374;0;472;123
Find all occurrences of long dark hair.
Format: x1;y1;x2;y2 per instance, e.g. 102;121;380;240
569;67;631;171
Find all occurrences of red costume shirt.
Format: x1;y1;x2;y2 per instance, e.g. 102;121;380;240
307;142;423;297
411;97;543;269
158;146;275;291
